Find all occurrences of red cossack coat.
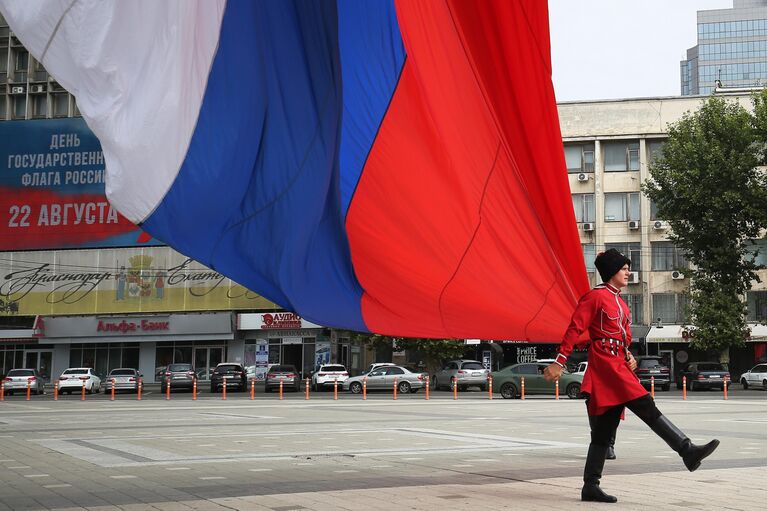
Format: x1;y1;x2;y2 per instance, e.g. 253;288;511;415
555;283;648;416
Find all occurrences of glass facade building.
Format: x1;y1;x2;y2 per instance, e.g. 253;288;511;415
682;0;767;95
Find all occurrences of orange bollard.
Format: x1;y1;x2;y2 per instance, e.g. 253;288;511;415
111;379;115;401
362;376;367;400
682;376;687;400
137;379;142;400
488;375;493;400
222;378;227;400
651;376;655;399
26;379;31;401
81;380;86;401
252;379;256;400
452;376;457;400
723;375;729;400
425;376;430;400
0;381;4;401
53;381;58;401
334;377;338;401
521;377;525;400
304;378;309;400
193;379;197;401
555;378;559;400
166;380;171;400
279;377;284;400
393;376;398;400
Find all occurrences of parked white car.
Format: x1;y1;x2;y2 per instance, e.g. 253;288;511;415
58;368;101;395
739;363;767;390
311;364;349;391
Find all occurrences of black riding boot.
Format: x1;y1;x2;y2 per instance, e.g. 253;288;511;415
589;415;616;460
581;444;618;503
649;415;720;472
606;428;617;460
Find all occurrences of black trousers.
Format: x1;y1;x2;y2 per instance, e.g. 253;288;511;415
588;394;662;446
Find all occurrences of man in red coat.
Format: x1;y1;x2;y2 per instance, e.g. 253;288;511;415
544;249;720;503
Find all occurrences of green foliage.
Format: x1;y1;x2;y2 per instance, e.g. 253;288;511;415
347;332;467;373
643;93;767;356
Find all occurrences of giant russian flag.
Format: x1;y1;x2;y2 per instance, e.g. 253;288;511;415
0;0;589;339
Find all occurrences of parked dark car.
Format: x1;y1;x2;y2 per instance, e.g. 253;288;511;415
210;363;247;392
634;356;671;391
265;365;301;392
160;363;197;393
676;362;731;391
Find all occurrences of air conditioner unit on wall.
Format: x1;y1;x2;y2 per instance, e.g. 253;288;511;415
671;270;686;280
628;272;640;284
577;172;589;182
10;86;24;94
31;84;45;93
653;220;667;230
582;222;595;232
628;220;640;230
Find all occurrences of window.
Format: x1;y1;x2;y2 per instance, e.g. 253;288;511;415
31;94;46;118
604;193;640;222
747;291;767;322
623;294;643;324
12;48;27;82
651;241;688;271
0;48;7;74
604;141;640;172
564;143;595;173
11;95;25;119
572;194;595;223
605;243;641;271
649;199;659;221
515;364;538;375
746;239;767;267
385;367;404;375
582;244;596;272
652;294;687;324
647;140;665;165
52;93;68;117
0;94;6;120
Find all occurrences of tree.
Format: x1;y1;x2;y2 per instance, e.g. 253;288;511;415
643;94;767;361
347;332;468;374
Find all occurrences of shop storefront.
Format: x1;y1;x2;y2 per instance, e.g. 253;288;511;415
36;312;234;382
645;324;767;382
237;313;355;380
0;328;57;381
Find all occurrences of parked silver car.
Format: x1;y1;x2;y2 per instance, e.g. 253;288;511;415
3;368;45;395
432;360;489;391
103;368;141;393
265;365;301;392
344;365;427;394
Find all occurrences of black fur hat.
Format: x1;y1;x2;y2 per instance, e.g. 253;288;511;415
595;249;631;283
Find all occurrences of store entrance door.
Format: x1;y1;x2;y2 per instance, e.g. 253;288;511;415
24;350;53;383
282;344;303;377
194;347;224;381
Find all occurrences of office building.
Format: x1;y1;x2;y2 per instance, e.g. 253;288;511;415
681;0;767;95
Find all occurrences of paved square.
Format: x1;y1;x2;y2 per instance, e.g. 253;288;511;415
0;389;764;510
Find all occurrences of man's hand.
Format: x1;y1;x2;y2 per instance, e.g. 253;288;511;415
544;363;562;382
626;351;637;371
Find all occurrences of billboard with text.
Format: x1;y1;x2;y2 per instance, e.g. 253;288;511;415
0;246;276;316
0;118;160;250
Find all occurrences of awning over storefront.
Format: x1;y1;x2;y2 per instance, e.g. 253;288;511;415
647;324;767;343
0;329;37;343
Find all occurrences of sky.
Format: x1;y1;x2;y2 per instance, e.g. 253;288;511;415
549;0;733;101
